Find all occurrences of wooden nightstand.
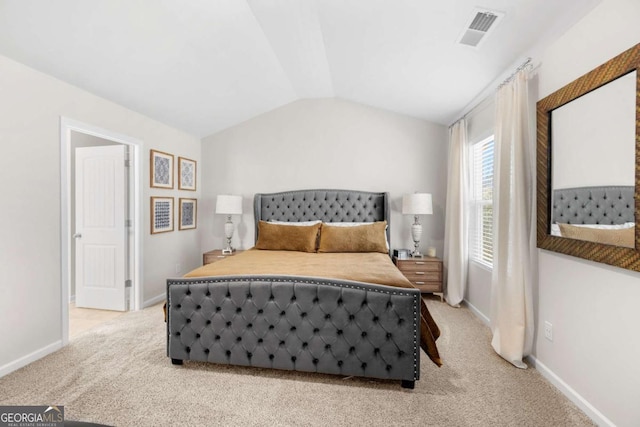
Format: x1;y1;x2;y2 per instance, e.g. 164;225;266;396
393;256;443;302
202;249;245;265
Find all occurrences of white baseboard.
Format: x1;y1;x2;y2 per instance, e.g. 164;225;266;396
0;340;62;378
527;355;615;427
462;299;491;326
143;293;165;308
462;300;612;426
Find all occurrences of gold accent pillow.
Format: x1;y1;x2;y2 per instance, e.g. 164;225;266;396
255;221;321;252
558;223;635;248
318;221;388;253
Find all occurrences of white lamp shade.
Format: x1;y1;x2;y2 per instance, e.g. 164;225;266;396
402;193;433;215
215;195;243;215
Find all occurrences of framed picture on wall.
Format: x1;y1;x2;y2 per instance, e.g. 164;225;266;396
151;197;174;234
150;149;174;189
179;198;197;230
178;157;197;191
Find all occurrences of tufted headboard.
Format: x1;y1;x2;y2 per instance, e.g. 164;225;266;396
253;189;389;243
552;185;635;225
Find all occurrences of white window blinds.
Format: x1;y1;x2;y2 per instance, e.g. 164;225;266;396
470;136;494;268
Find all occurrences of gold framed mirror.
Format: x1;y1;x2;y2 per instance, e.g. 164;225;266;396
537;43;640;271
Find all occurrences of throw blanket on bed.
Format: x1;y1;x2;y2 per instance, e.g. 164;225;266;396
184;249;442;367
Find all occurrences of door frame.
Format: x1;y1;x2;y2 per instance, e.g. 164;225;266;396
60;117;144;345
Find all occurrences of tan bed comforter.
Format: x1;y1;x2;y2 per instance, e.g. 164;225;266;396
184;249;442;367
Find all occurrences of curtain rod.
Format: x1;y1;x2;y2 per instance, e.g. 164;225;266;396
497;57;532;89
450;57;533;127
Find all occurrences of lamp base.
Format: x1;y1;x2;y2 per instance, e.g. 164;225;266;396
222;216;235;255
410;218;423;259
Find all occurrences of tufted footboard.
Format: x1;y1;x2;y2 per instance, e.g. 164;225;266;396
167;276;421;388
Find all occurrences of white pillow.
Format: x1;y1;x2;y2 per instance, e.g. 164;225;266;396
322;222;369;227
268;220;322;226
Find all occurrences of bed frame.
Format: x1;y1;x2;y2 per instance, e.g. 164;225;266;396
167;189;421;388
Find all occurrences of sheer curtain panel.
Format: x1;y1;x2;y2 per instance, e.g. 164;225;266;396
490;70;535;368
443;119;469;307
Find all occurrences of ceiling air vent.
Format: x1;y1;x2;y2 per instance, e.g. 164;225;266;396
457;8;504;48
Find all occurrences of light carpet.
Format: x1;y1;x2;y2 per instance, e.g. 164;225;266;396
0;299;594;426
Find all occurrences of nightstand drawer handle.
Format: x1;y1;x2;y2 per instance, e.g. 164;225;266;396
416;281;425;285
415;271;425;275
414;261;425;265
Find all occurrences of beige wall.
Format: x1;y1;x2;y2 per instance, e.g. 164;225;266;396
534;0;640;425
200;98;448;257
0;54;201;375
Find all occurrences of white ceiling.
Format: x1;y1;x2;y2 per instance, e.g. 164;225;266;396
0;0;600;137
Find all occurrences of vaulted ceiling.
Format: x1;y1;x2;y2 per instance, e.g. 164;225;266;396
0;0;600;137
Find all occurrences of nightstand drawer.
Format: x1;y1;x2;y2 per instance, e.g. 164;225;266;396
402;271;441;282
394;259;441;272
411;281;442;293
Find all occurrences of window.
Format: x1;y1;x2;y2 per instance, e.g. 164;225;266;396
470;136;494;268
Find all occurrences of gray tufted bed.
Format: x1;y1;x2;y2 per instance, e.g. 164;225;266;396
166;189;441;389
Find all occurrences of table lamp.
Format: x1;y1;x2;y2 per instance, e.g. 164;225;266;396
215;194;242;254
402;193;433;257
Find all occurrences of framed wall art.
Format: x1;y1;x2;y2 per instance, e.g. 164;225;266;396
151;197;174;234
179;198;197;230
178;157;197;191
150;149;174;189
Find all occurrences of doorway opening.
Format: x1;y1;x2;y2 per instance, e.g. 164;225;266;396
60;117;143;345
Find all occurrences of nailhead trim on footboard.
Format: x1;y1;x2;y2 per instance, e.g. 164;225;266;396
167;276;420;384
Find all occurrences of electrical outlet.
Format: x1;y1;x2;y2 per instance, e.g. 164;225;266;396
544;321;553;341
175;263;181;274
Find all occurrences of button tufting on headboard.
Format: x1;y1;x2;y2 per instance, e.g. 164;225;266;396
552;186;634;225
253;189;390;243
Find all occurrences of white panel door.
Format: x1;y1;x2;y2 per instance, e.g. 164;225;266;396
75;145;127;311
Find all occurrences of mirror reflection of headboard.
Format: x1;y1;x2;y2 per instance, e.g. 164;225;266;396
551;186;635;226
537;43;640;271
550;186;635;249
